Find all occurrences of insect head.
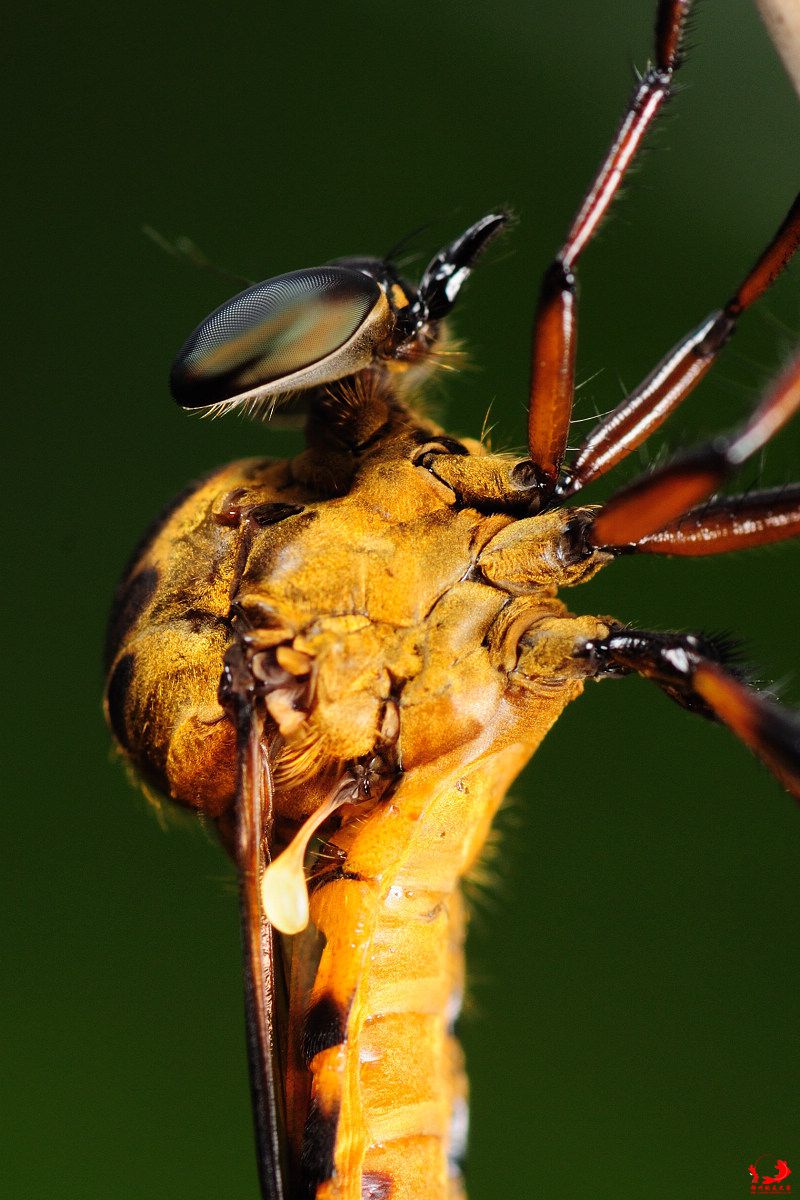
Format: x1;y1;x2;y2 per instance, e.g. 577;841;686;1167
169;212;509;414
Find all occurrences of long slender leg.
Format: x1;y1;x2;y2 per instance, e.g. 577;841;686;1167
561;192;800;495
578;629;800;799
527;0;692;493
588;352;800;547
631;484;800;555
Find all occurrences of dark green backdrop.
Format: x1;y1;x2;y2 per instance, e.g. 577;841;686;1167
7;2;799;1197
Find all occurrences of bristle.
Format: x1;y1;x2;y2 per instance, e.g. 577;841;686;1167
273;722;334;787
698;630;746;669
194;387;303;423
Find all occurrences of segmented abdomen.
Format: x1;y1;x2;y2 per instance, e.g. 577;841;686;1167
294;746;530;1200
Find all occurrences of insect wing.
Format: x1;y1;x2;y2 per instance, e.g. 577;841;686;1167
236;706;289;1200
170;266;387;411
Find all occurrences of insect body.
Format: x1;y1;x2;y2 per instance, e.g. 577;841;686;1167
105;3;800;1197
107;407;613;1199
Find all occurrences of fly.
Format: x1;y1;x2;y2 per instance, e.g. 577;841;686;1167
105;2;800;1197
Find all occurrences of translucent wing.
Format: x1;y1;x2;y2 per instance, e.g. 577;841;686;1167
235;703;289;1200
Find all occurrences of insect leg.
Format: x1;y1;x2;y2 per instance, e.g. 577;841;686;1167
578;629;800;799
630;484;800;555
527;0;692;493
561;192;800;495
587;351;800;548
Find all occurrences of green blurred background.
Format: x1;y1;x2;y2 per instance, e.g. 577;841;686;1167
7;2;799;1197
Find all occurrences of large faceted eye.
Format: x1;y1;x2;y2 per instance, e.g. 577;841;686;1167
170;266;390;409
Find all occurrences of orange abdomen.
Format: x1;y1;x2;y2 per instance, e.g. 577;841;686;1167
295;746;532;1200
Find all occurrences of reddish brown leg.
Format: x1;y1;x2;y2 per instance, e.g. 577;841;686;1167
561;192;800;495
588;352;800;548
578;629;800;800
527;0;693;493
632;484;800;555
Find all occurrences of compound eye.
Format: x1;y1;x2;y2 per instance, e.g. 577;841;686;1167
170;266;388;409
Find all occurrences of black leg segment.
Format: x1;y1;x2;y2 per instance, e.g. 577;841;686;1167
577;629;800;800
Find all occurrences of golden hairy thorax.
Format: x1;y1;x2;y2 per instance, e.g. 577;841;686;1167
105;373;615;1200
